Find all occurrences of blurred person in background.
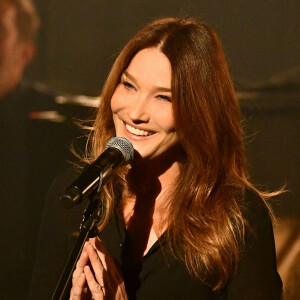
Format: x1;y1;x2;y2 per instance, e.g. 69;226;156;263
0;0;37;99
0;0;81;298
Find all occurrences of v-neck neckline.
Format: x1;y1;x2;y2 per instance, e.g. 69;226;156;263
115;208;167;261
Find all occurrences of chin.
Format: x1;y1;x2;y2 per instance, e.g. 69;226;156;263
130;145;153;159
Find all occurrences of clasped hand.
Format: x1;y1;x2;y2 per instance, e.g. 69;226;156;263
70;237;128;300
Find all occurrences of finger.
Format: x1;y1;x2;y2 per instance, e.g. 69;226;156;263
72;246;89;286
90;238;108;270
70;272;86;300
86;243;106;286
84;265;105;299
77;243;89;269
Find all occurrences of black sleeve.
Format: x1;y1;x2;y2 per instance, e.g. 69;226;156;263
28;167;87;299
226;191;283;299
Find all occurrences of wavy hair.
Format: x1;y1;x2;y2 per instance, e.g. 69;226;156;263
87;18;272;290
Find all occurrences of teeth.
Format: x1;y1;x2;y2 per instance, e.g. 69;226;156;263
126;124;153;136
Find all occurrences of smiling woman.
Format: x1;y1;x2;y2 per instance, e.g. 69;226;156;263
111;48;179;161
69;18;282;300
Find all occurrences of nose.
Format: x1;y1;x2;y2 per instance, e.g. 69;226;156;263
127;96;150;123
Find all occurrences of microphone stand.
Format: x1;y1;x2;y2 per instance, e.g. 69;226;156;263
51;194;103;300
51;137;133;299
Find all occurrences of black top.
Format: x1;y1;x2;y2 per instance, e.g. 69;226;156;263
30;167;282;299
99;191;282;300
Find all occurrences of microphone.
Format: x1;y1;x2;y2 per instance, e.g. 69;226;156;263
61;137;134;208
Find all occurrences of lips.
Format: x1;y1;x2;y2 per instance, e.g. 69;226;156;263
125;123;154;136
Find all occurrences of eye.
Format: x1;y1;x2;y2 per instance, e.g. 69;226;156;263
156;94;171;102
122;80;135;91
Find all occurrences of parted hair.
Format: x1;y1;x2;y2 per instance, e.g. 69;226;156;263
87;18;271;290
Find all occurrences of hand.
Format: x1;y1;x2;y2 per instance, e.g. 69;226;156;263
70;242;91;300
70;238;128;300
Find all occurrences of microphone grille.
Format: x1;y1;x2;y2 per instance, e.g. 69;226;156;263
106;137;134;164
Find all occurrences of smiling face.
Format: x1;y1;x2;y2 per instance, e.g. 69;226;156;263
111;47;180;161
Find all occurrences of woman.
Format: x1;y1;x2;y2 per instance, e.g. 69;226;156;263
70;18;282;299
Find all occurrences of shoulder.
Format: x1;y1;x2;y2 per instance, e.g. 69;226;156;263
241;188;272;230
225;188;283;299
239;188;277;261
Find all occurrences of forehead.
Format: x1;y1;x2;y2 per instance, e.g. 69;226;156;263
126;48;172;88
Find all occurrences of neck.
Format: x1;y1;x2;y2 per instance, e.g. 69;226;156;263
118;148;185;259
120;147;183;226
126;146;184;198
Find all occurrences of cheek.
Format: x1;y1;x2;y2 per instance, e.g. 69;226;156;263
155;107;176;133
110;86;125;114
110;93;118;114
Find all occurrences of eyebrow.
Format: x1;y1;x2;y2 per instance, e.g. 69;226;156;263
123;71;171;93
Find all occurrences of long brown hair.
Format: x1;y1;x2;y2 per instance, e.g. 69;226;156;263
88;18;271;290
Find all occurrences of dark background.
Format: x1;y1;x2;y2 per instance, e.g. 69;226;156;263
28;0;300;96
